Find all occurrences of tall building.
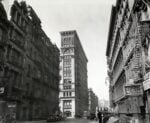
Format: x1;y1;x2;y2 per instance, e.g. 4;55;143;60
0;0;60;121
2;1;28;120
136;1;150;123
0;1;10;118
88;88;98;115
59;30;88;118
106;0;150;122
23;5;60;120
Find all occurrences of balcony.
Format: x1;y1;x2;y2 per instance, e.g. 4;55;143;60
114;84;143;102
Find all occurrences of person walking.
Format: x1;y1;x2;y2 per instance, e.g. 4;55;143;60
97;111;102;123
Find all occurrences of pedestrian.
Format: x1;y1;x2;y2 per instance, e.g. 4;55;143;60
97;111;102;123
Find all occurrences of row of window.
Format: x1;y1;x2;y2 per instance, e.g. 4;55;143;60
62;37;73;47
63;66;71;77
63;49;74;54
11;7;27;31
10;29;25;48
63;85;71;90
110;1;131;70
64;61;71;66
63;92;72;97
7;48;23;68
64;79;72;84
64;56;72;66
27;64;41;79
63;100;72;106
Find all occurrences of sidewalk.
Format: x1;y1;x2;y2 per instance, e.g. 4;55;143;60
16;120;46;123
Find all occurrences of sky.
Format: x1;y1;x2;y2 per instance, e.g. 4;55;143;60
3;0;116;100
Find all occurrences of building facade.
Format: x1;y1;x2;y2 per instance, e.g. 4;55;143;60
88;88;98;115
0;0;60;121
106;0;150;122
0;1;10;119
59;30;88;118
138;1;150;123
23;5;60;120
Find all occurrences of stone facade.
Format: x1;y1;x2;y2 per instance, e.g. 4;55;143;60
59;30;88;118
0;0;60;121
106;0;150;122
0;1;10;119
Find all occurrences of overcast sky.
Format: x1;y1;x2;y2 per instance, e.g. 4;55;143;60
3;0;116;100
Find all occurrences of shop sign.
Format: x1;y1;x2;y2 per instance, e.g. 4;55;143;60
143;79;150;91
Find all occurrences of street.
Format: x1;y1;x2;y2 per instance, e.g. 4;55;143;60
47;119;98;123
2;0;150;122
